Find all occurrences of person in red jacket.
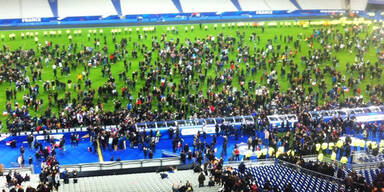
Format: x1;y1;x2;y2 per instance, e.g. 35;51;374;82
250;182;258;192
235;148;240;161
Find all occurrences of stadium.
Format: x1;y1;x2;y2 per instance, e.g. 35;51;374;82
0;0;383;191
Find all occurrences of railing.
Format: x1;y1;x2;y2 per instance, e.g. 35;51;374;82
2;166;34;175
276;159;344;188
321;156;352;170
4;105;384;137
350;161;384;171
60;157;181;172
6;115;256;137
351;151;384;163
225;158;276;167
301;154;318;161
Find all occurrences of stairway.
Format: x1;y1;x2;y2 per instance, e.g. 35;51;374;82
58;170;221;192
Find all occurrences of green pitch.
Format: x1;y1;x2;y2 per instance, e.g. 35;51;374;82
0;20;381;132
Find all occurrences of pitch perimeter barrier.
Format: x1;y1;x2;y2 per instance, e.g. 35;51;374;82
3;105;384;138
60;157;180;173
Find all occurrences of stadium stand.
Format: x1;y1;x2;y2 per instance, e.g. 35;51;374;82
238;0;297;11
350;0;369;10
20;0;54;18
0;0;22;19
265;0;297;11
238;0;273;11
341;167;384;187
296;0;345;10
120;0;179;15
0;168;39;191
358;168;383;185
358;154;384;163
58;0;116;18
234;164;341;191
180;0;238;13
56;169;220;192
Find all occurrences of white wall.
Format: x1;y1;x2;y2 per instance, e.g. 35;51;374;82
58;0;116;18
21;0;53;18
349;0;368;10
265;0;296;10
238;0;272;11
0;0;21;19
121;0;179;15
180;0;237;13
296;0;345;9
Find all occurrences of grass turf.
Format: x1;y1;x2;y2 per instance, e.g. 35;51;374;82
0;20;381;132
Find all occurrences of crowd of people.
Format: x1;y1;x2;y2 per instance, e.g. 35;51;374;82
4;160;61;192
4;171;30;191
2;16;384;137
1;16;384;192
189;160;299;192
342;163;384;192
4;133;63;191
277;153;384;192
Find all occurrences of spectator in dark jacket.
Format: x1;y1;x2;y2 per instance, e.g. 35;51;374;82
198;172;205;187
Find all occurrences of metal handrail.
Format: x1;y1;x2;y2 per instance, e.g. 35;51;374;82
3;166;34;175
60;157;180;172
226;159;276;168
351;161;384;170
321;156;350;169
